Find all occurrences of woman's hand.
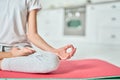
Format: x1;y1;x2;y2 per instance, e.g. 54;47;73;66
53;44;76;60
11;47;35;57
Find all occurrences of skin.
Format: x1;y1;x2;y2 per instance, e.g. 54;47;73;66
0;9;76;69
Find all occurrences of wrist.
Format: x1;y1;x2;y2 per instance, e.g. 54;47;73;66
4;52;13;58
49;48;58;54
52;48;58;52
9;52;13;57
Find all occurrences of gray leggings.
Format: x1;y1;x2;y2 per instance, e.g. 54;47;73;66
1;48;60;73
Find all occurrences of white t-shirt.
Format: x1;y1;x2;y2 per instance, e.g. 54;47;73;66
0;0;41;47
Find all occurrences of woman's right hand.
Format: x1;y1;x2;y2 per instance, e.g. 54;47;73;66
10;47;35;57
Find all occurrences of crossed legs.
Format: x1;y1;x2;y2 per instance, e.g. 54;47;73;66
0;44;76;73
0;51;60;73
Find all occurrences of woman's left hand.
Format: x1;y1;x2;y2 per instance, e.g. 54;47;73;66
53;44;76;60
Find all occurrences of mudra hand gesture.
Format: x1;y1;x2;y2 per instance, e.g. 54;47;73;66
53;44;76;60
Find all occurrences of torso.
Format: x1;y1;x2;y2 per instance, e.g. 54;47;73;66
0;0;31;47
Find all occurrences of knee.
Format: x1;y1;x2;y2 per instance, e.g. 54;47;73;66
45;61;59;73
37;53;60;73
36;60;59;73
42;53;60;73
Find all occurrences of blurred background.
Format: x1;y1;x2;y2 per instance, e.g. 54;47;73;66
34;0;120;67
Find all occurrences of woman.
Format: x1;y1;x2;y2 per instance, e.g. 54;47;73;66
0;0;76;73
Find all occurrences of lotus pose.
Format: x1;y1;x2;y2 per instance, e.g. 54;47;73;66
0;0;76;73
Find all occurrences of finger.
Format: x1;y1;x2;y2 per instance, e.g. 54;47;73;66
63;48;76;60
64;44;74;50
26;47;36;53
65;49;76;59
20;50;33;56
66;45;75;53
69;48;76;57
26;47;35;51
66;54;71;59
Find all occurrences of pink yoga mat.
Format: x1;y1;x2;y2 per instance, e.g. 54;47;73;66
0;59;120;78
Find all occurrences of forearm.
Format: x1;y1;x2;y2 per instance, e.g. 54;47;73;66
27;10;56;53
28;33;56;52
0;52;12;60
